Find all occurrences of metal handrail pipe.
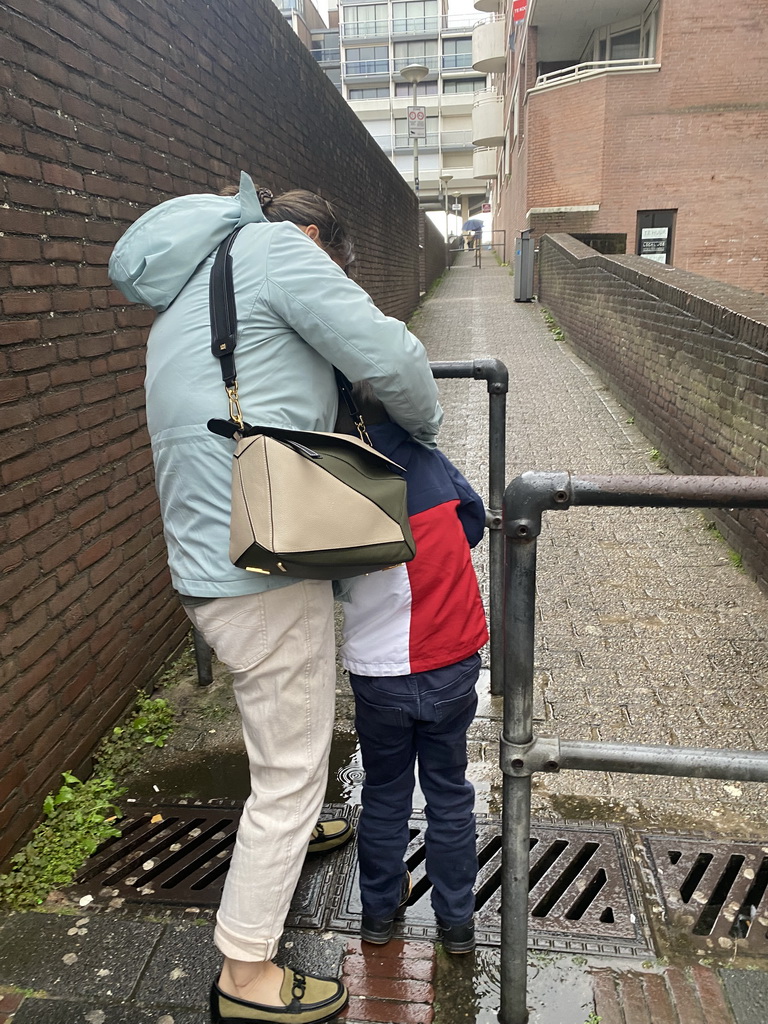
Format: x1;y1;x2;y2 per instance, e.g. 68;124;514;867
500;735;768;783
432;359;508;695
558;741;768;782
505;470;768;539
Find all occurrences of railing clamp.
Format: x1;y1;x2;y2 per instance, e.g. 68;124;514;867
500;734;561;777
485;507;502;530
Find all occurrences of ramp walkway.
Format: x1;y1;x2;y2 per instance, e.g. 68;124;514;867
1;249;767;1024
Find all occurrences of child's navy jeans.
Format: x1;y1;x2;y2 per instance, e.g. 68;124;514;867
349;652;480;925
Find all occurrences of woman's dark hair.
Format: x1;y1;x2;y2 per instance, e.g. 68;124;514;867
220;183;355;270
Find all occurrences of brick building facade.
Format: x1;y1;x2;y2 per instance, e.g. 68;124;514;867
0;0;432;864
491;0;768;294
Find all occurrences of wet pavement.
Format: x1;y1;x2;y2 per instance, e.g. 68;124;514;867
2;250;768;1022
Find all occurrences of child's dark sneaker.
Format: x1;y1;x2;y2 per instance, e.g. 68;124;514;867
360;871;412;945
437;917;475;954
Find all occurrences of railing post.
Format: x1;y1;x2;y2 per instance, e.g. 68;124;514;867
430;359;508;695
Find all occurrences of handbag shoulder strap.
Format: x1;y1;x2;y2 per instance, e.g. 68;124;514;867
208;227;370;443
210;227;243;389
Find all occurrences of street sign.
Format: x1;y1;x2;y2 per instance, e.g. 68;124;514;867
482;202;491;213
407;105;426;139
451;203;461;211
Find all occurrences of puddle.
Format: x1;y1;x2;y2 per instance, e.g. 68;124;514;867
433;949;595;1023
122;721;500;813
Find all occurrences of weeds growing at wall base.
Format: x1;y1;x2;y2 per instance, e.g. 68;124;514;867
0;690;175;909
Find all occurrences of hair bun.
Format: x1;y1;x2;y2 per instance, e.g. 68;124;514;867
256;187;274;209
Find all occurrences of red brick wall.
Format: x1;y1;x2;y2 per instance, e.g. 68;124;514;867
497;0;768;295
539;233;768;589
0;0;421;864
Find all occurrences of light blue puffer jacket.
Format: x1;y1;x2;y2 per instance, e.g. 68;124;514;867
109;172;443;598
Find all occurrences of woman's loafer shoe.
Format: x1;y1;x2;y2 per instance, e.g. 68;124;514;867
307;818;353;855
437;917;476;954
210;968;348;1023
360;870;412;945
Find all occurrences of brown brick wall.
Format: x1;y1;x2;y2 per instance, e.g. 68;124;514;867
539;233;768;590
0;0;421;863
419;212;448;295
497;0;768;295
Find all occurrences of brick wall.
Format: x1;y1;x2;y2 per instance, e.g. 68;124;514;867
419;212;448;296
0;0;421;864
539;233;768;589
496;0;768;295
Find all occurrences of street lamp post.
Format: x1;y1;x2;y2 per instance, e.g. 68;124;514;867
399;63;429;195
439;173;453;242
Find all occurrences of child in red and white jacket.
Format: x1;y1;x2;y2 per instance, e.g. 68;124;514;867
338;390;488;954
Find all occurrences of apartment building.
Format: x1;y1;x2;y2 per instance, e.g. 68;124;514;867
272;0;495;220
482;0;768;293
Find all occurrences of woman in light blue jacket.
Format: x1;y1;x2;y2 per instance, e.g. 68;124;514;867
109;173;442;1024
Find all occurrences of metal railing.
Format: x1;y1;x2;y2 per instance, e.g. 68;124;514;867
534;56;659;90
192;359;509;697
499;471;768;1024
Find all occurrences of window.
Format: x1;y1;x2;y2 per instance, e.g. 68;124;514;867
443;77;485;93
343;4;388;38
392;0;438;34
349;86;390;98
395;81;438;96
610;28;641;60
641;3;658;60
394;115;439;147
311;32;340;62
393;39;438;72
636;210;676;264
442;38;472;70
344;45;389;75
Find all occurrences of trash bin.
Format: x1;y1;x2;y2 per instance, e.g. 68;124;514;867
514;229;534;302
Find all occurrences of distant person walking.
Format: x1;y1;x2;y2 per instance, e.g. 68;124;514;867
462;217;483;250
337;385;488;955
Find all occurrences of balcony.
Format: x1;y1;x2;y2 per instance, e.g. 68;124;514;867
473;146;498;179
534;56;659;91
471;90;504;146
312;48;341;64
472;16;506;73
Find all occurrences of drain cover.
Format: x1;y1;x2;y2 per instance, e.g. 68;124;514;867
327;814;651;955
72;806;649;954
644;835;768;956
70;803;356;929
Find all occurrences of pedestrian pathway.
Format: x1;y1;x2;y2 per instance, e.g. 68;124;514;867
1;249;767;1023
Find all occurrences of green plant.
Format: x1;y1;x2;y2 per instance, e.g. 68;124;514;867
583;1014;602;1024
0;773;124;909
94;693;175;778
729;549;744;570
648;447;662;462
0;689;175;909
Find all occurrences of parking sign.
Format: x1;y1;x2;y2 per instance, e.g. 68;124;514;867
407;106;426;139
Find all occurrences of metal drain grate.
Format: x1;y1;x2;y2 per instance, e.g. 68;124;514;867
644;835;768;956
70;803;357;929
72;805;650;954
327;814;651;955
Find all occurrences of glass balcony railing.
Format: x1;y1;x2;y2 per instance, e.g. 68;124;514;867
342;19;390;38
312;48;341;63
392;54;440;73
394;132;440;148
339;13;488;39
344;60;391;76
441;53;472;70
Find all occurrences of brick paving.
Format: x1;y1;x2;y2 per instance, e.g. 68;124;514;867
342;940;436;1024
